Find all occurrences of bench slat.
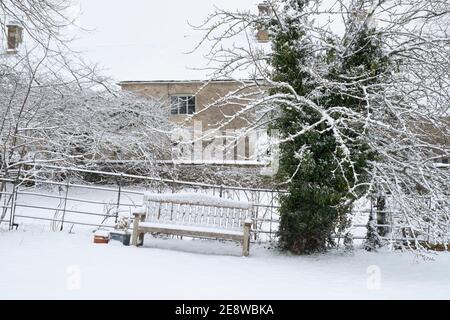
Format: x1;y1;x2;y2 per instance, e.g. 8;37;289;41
133;194;253;256
145;200;252;231
138;222;244;241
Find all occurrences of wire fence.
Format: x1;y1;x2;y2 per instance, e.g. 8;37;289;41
1;164;387;245
2;164;449;255
0;165;288;242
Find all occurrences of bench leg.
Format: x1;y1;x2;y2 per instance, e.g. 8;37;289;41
138;232;144;246
132;229;138;246
242;222;251;257
132;217;140;246
132;231;144;247
242;237;250;257
132;212;146;247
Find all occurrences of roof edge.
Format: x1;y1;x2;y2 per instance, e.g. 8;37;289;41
118;79;261;86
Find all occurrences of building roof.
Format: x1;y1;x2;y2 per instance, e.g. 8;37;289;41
118;79;258;86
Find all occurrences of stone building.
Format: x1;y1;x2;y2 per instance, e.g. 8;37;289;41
119;79;268;164
119;79;253;131
117;2;274;166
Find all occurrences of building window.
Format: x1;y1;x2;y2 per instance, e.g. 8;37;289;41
170;95;196;115
443;158;449;164
6;21;23;52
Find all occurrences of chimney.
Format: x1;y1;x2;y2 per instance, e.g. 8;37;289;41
256;2;271;43
6;20;23;53
258;2;271;16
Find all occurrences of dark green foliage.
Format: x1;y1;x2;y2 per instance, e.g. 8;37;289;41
364;211;382;251
271;2;390;254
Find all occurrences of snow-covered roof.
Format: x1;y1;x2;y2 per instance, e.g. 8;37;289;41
143;192;253;209
118;79;258;86
6;20;21;27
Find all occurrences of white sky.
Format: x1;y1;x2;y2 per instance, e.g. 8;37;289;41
72;0;259;82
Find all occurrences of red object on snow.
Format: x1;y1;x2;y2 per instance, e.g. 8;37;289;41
94;235;109;244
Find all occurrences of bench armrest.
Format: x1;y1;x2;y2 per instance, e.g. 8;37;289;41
131;207;146;247
133;206;147;220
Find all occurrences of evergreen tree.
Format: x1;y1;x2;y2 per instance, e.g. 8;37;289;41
271;0;389;254
364;210;382;251
270;0;340;254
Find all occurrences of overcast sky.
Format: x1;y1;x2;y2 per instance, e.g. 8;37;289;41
72;0;259;82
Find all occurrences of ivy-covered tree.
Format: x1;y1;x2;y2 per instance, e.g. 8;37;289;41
272;0;389;254
270;0;339;254
364;210;382;251
324;2;392;246
195;0;450;256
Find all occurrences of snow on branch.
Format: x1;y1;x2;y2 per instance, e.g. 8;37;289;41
192;0;450;255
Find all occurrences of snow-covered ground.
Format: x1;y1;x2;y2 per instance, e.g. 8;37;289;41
1;223;450;300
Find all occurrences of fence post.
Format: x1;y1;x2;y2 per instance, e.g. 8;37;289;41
0;178;8;225
219;185;223;198
254;191;259;241
159;177;164;194
269;190;274;242
60;172;71;231
116;173;123;224
172;175;176;194
9;180;17;231
376;193;388;237
9;180;19;230
428;196;432;243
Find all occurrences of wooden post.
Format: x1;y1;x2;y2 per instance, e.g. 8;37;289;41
9;180;17;230
269;190;274;242
115;174;123;224
131;213;139;246
376;194;388;237
242;219;252;257
132;210;146;246
60;173;70;231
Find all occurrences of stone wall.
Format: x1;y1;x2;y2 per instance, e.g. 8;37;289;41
120;80;256;131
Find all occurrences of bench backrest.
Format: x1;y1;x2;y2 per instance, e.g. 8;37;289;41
142;193;253;231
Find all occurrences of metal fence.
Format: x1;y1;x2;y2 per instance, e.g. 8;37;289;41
3;166;449;251
0;165;286;242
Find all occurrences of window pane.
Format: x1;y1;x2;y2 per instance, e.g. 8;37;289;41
187;96;196;114
179;97;187;114
170;96;179;114
170;95;194;114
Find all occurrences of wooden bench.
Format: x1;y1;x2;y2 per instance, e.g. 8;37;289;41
131;192;253;256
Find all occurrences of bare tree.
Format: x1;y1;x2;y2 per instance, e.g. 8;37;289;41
0;60;174;172
193;0;450;255
0;1;175;225
0;1;174;171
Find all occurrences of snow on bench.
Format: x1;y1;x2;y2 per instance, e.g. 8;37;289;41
132;192;254;256
143;192;252;209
